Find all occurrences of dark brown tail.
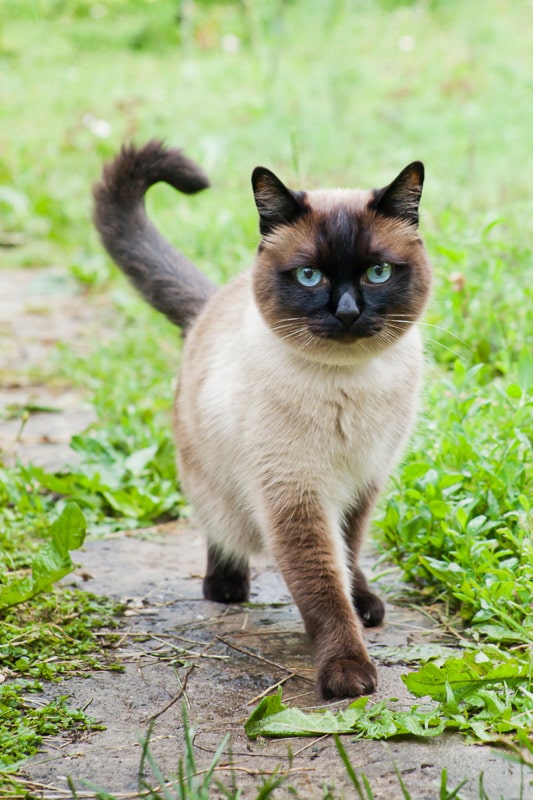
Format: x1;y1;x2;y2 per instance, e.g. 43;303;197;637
93;140;216;333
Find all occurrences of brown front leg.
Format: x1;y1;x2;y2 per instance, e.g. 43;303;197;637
343;490;385;628
264;494;377;699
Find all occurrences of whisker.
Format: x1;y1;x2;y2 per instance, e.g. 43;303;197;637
271;321;304;330
382;325;468;364
417;321;470;349
276;330;307;342
424;338;469;364
386;316;471;349
274;326;315;345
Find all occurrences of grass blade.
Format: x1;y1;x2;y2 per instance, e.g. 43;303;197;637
138;721;176;800
333;735;368;800
393;764;412;800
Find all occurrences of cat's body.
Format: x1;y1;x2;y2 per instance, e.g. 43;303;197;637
177;270;422;561
94;141;432;699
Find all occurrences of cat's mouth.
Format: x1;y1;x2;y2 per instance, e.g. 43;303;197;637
309;322;384;342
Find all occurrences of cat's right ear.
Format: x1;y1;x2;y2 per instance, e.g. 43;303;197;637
372;162;425;228
252;167;305;236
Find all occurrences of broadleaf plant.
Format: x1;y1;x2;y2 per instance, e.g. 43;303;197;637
246;649;532;748
0;502;86;610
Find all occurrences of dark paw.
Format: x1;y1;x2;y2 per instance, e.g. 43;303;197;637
203;545;250;604
318;658;378;699
203;567;250;604
203;574;249;603
353;589;385;628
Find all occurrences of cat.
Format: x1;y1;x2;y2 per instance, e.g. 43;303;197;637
93;140;432;699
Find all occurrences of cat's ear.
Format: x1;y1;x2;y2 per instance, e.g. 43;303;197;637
252;167;305;236
373;162;424;227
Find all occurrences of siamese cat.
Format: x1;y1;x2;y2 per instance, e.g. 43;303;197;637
93;141;432;699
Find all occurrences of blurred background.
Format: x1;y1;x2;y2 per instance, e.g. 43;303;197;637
1;0;532;290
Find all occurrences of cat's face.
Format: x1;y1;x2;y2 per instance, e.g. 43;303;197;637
252;163;431;365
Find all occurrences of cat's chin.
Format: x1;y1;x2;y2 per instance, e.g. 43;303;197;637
325;330;379;344
288;330;401;367
294;339;388;367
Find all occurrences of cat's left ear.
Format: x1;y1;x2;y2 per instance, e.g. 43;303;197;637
373;162;424;228
252;167;305;236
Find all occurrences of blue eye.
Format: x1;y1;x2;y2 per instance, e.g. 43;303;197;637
294;267;324;287
365;263;393;284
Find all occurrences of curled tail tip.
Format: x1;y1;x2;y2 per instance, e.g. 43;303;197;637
92;139;210;212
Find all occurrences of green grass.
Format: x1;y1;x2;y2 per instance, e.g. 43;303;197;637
0;586;118;775
0;0;532;795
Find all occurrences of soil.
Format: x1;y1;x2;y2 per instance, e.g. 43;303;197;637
1;268;529;799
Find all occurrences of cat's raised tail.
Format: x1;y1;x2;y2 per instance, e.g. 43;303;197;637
93;140;216;333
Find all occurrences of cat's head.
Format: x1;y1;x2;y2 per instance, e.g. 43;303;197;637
251;162;431;365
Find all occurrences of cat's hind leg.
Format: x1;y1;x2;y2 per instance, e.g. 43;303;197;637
352;564;385;628
202;543;250;604
343;493;385;628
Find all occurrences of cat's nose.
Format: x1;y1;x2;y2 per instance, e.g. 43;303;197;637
335;290;360;329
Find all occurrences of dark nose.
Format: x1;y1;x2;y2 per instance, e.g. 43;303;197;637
335;289;360;329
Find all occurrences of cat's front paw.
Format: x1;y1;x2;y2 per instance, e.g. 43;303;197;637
318;657;378;699
352;589;385;628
